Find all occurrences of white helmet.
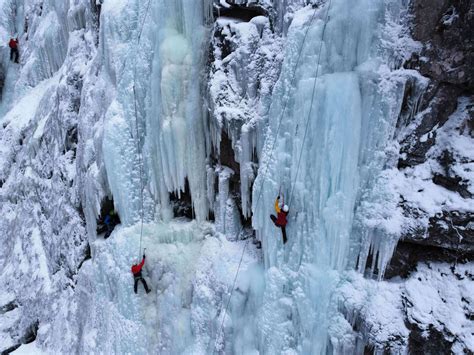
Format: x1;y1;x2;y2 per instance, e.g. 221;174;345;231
283;205;289;212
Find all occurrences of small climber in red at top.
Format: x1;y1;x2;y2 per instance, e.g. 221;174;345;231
270;194;289;244
9;38;19;63
131;252;151;294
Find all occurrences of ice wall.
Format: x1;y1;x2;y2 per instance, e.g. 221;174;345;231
71;221;262;355
99;0;212;226
252;0;410;352
0;0;97;352
146;0;212;222
99;0;152;226
0;0;70;115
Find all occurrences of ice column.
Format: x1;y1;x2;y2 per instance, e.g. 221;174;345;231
101;0;212;224
101;0;151;225
146;0;212;222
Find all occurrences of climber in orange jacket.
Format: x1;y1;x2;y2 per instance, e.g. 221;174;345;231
131;253;151;294
270;194;289;244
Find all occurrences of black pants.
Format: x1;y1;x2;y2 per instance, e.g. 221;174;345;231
270;215;287;244
10;48;19;63
104;224;113;239
134;276;150;294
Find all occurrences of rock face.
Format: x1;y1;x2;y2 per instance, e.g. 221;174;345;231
384;0;474;352
399;0;473;168
208;1;284;220
392;0;474;267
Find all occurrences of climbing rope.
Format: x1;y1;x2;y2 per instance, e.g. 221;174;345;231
288;0;332;209
210;2;331;352
131;0;152;259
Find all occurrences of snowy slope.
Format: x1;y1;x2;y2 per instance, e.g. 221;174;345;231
0;0;95;352
334;262;474;353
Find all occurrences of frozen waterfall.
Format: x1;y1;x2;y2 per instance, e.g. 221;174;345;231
0;0;417;353
102;0;212;226
252;0;409;353
96;0;410;353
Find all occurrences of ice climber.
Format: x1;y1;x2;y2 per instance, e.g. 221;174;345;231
103;210;117;239
270;194;289;244
9;38;19;63
131;253;151;294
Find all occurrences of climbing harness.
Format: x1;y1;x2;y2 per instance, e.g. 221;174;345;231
211;1;332;352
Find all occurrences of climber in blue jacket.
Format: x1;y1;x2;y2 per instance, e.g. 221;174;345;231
103;209;118;239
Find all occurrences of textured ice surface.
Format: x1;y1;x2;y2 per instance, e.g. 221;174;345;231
2;0;468;353
252;0;412;352
72;221;262;354
12;341;47;355
0;0;95;352
145;0;212;223
208;14;283;218
100;0;213;226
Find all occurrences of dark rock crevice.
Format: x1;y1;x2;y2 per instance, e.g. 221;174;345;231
0;301;17;314
169;178;194;220
214;2;268;22
385;241;473;279
219;130;241;192
398;84;463;168
407;323;454;354
211;129;252;227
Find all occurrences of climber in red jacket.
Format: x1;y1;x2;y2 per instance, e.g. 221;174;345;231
270;194;289;244
9;38;19;63
131;253;151;294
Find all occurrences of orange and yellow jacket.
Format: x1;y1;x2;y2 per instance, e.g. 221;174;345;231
274;198;288;227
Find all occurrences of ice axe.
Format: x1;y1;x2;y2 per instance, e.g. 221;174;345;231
278;185;284;200
277;185;286;206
